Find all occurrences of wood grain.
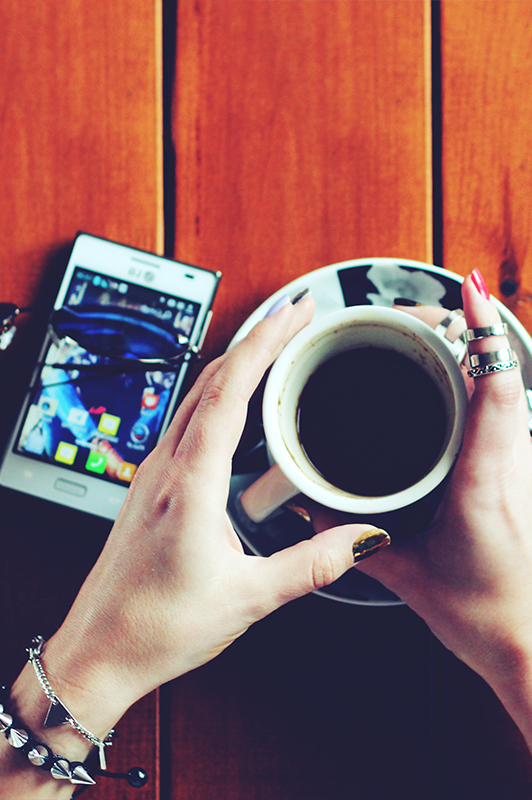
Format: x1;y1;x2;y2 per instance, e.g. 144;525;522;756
441;0;532;331
170;2;435;798
0;0;163;310
436;2;532;796
0;1;162;797
174;0;433;358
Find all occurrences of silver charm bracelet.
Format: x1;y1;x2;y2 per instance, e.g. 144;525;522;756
27;636;114;770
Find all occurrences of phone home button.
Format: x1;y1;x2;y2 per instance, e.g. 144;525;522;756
54;478;87;498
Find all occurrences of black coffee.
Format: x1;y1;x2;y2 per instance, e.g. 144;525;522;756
296;347;447;496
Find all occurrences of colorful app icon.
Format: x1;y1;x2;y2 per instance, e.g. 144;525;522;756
55;441;78;465
85;451;107;474
98;413;121;436
117;462;137;482
141;390;159;411
67;407;89;427
130;422;149;445
38;396;58;418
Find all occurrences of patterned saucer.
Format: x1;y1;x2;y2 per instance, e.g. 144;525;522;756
227;258;532;606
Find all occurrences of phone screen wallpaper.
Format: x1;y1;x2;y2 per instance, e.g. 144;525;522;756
15;267;201;486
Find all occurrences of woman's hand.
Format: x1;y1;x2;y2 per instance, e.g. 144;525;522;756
354;272;532;749
38;294;379;733
302;271;532;750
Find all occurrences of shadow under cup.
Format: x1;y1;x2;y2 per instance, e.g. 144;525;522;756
261;307;467;516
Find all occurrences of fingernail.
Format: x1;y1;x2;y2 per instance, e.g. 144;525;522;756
352;529;391;563
471;269;490;300
394;297;421;307
264;294;290;318
291;288;311;305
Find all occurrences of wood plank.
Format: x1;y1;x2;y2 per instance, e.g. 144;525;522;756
441;0;532;330
438;2;532;796
171;2;434;798
174;0;433;357
168;597;435;800
0;0;164;309
0;1;162;797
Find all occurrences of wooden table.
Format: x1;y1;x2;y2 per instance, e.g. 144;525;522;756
2;2;532;797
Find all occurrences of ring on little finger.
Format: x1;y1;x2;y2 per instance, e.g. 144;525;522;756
434;309;468;363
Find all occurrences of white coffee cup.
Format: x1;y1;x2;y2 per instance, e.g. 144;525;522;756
240;306;468;522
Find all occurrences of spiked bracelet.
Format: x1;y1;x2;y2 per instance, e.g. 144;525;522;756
0;685;96;787
27;636;113;770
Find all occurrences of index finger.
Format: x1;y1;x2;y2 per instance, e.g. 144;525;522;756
169;295;315;487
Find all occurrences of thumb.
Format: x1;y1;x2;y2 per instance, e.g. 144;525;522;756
252;525;390;614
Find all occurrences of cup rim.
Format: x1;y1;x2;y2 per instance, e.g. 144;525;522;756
262;306;468;514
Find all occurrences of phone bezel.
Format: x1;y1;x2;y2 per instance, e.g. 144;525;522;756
0;233;221;520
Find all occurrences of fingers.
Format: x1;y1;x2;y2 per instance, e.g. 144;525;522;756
393;302;459;331
250;524;388;616
461;271;529;455
162;295;315;487
154;294;314;466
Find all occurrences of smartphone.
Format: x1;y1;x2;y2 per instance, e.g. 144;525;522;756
0;233;220;519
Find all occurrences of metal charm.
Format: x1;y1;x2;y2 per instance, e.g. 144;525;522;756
7;727;29;748
70;762;97;785
0;710;13;730
27;744;51;766
50;758;71;780
44;699;72;728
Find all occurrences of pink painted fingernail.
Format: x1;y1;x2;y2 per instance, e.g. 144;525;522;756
471;268;490;300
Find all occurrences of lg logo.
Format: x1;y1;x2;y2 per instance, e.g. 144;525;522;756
128;267;155;282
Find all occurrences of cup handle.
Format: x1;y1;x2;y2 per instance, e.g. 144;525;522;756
239;464;300;523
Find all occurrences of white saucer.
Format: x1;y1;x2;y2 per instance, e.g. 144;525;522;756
227;258;532;606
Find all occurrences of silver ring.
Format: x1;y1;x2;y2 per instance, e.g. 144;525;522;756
434;309;468;362
467;361;519;378
434;308;464;337
465;323;508;341
469;348;516;368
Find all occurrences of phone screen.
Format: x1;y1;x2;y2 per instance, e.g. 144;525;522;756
15;267;201;486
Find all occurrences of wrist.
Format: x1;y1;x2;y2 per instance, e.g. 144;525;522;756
7;629;131;778
30;630;133;745
476;628;532;753
1;671;95;799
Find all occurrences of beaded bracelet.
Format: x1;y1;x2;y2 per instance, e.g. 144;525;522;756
0;685;96;786
0;684;148;796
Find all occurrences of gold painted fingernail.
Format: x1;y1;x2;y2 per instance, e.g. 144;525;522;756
352;529;391;563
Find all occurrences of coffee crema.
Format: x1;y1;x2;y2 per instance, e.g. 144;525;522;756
296;347;447;497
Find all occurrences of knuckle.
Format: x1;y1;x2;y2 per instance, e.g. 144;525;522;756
197;358;222;386
197;360;234;410
309;546;339;590
152;466;190;514
485;377;523;410
199;377;227;409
